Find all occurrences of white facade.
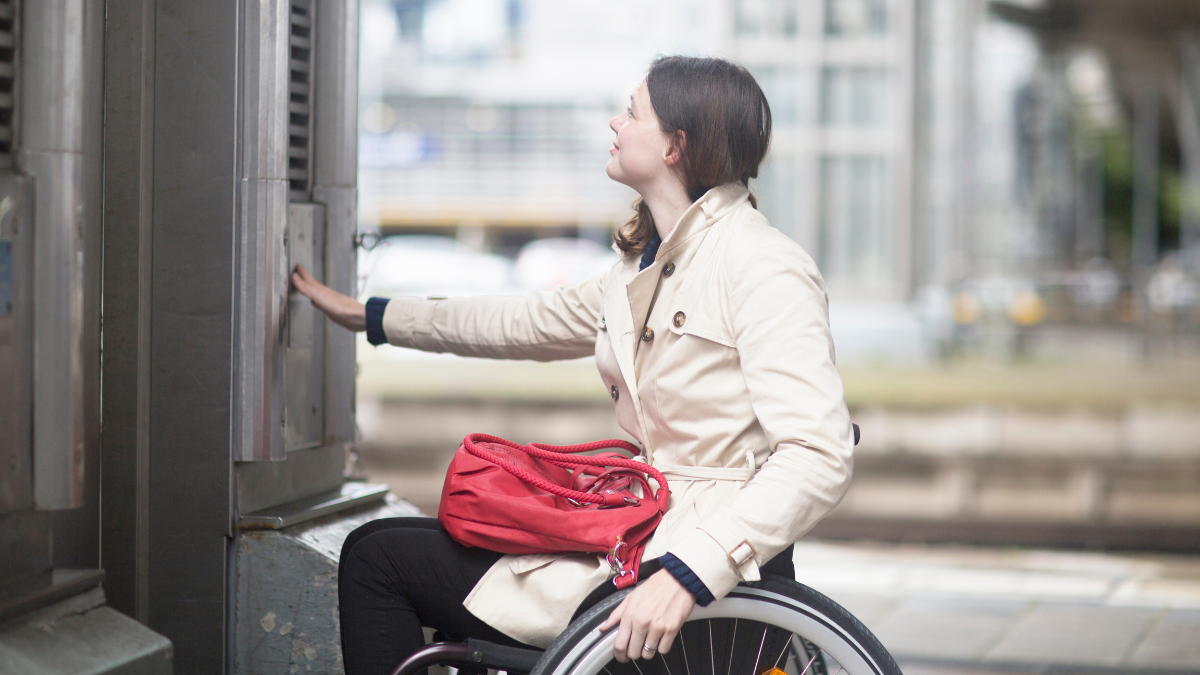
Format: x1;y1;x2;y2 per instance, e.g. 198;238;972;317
734;0;916;300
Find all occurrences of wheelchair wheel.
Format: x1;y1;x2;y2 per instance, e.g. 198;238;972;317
531;575;900;675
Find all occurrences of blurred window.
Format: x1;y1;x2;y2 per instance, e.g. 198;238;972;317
754;67;802;128
824;0;888;37
735;0;800;38
821;66;889;127
819;156;890;286
393;0;427;42
753;155;802;242
363;97;600;198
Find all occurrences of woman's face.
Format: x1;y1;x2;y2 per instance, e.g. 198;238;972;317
606;81;676;192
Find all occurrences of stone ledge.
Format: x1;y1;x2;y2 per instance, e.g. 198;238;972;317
0;588;172;675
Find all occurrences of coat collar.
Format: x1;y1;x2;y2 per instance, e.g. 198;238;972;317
601;183;751;451
656;182;750;260
627;182;750;338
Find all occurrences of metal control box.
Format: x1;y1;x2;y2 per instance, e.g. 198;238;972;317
284;203;326;452
233;0;356;466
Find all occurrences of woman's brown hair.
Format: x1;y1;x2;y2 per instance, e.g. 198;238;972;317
613;56;773;256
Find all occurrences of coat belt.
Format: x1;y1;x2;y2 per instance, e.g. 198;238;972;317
651;450;758;488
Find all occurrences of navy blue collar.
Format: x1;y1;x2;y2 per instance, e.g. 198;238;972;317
638;232;662;272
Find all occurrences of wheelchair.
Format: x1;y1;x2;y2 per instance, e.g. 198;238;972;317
392;426;896;675
390;573;899;675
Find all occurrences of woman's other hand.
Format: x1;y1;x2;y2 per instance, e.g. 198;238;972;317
600;569;696;663
291;264;367;332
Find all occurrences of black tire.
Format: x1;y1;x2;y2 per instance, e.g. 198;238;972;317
531;575;901;675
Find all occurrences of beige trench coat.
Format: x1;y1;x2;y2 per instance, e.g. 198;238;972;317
379;183;854;647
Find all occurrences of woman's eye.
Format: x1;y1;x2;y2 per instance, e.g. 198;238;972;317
626;107;633;117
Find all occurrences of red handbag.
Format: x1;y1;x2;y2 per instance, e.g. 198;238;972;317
437;433;671;589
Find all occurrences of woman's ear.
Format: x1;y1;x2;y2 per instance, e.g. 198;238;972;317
664;130;687;167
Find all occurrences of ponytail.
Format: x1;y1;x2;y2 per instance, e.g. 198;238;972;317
613;198;656;257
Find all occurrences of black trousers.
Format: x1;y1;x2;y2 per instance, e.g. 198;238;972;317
337;517;795;675
338;517;529;675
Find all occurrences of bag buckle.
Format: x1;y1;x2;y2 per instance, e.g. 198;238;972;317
604;489;640;507
606;537;631;581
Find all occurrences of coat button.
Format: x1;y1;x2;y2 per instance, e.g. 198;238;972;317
673;311;686;328
641;326;654;341
662;262;675;277
610;384;619;401
599;315;606;330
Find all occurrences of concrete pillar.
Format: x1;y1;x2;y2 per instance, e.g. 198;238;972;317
1131;85;1160;326
1180;33;1200;259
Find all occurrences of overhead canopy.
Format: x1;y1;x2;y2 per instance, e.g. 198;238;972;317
991;0;1200;146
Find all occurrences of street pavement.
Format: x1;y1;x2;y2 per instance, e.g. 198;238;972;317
794;541;1200;674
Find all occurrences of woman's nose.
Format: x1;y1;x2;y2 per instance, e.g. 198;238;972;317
609;114;623;133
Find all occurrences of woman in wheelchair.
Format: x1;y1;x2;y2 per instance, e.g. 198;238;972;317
294;56;874;675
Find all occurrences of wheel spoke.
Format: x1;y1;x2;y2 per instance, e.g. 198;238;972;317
799;639;828;675
798;651;819;675
771;633;794;671
726;619;737;675
678;626;691;675
708;621;715;675
753;625;767;674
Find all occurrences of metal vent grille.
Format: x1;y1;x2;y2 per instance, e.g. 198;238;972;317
0;0;17;171
288;0;314;201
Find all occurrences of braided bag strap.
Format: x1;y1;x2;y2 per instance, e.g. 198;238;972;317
462;434;669;507
525;441;670;507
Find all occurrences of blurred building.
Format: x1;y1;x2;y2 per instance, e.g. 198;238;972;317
358;0;1200;359
359;0;926;302
353;0;1200;553
738;0;916;301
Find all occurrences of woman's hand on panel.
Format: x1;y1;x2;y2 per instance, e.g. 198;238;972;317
291;264;367;332
600;568;696;663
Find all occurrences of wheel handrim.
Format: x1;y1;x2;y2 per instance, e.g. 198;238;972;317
544;588;885;675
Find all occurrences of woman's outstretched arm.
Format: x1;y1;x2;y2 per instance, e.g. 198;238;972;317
291;262;609;361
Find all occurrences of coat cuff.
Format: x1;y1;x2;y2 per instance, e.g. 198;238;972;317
380;296;439;350
365;297;390;346
667;527;750;601
659;553;716;606
696;513;763;583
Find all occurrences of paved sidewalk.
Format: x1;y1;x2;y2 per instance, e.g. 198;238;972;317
793;541;1200;674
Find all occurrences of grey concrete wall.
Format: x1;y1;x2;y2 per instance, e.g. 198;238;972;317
233;499;420;675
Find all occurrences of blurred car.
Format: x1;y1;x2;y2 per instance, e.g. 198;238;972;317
1039;258;1122;321
953;275;1046;327
514;237;618;292
358;234;520;299
1072;257;1122;312
1148;253;1200;315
